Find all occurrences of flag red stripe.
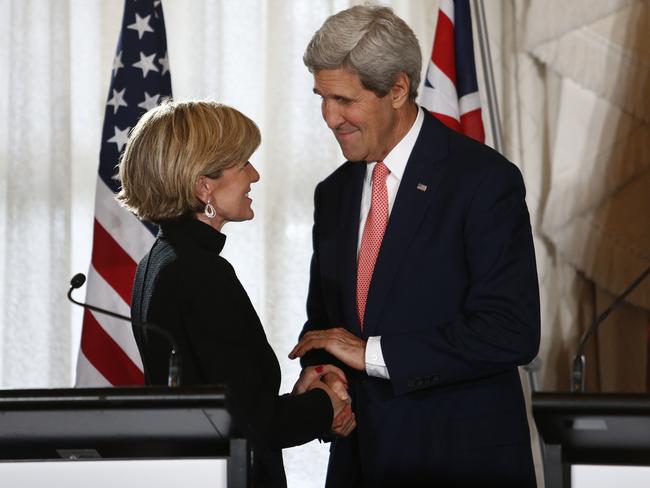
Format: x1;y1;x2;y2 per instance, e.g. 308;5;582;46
460;109;486;143
431;11;456;85
91;219;137;306
432;112;461;132
80;308;144;385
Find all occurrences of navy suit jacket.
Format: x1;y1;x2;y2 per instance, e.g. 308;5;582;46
301;111;540;487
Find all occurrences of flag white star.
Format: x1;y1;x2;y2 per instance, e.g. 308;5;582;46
154;0;161;17
159;52;170;76
138;92;161;111
127;13;154;40
112;51;124;77
107;126;131;152
107;88;128;114
132;51;159;78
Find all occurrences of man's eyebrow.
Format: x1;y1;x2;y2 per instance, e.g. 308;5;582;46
312;88;321;95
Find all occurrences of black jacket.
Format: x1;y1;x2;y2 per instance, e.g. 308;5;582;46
131;217;332;487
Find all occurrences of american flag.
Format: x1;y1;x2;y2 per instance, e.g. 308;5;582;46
75;0;172;386
421;0;485;143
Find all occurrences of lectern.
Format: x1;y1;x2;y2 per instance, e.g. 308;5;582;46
0;386;248;487
533;392;650;488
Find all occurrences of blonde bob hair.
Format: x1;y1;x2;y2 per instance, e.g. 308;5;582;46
117;100;260;223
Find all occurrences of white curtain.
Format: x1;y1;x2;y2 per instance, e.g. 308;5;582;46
491;0;650;394
0;0;74;387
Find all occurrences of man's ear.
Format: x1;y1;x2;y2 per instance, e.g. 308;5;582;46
390;72;411;109
195;175;211;204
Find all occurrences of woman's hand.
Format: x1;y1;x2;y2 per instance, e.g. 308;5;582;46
292;364;356;436
291;364;349;400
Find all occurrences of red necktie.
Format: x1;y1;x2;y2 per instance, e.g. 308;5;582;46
356;161;390;328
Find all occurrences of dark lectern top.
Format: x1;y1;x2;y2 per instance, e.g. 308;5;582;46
533;392;650;466
0;386;232;461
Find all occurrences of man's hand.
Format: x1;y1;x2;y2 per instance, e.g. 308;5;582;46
308;379;356;437
289;327;367;371
331;402;356;437
292;364;349;400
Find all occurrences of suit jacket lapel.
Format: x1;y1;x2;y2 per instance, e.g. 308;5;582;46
337;162;366;335
363;113;451;334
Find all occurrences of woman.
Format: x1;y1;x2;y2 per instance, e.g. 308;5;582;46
116;100;354;487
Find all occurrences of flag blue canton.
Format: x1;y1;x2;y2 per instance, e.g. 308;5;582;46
453;0;479;99
100;0;172;228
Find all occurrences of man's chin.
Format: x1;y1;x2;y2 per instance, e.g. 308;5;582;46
339;146;364;162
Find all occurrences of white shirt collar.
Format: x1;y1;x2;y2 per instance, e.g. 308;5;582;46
377;107;424;180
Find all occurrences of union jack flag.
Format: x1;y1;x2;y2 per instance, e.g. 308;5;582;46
75;0;172;386
421;0;485;143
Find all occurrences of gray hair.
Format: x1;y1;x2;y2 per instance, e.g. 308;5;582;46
303;5;422;100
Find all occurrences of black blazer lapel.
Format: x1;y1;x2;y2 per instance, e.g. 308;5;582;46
363;113;451;334
337;162;366;335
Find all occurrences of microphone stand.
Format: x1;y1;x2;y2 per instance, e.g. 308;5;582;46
571;264;650;392
68;274;181;387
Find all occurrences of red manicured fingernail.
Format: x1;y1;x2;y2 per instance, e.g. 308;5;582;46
315;366;324;373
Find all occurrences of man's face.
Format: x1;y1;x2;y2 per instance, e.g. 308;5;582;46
313;68;397;162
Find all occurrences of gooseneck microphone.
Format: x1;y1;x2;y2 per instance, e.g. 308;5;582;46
571;264;650;392
68;273;181;387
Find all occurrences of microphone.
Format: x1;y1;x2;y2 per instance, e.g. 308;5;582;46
571;264;650;392
68;273;182;387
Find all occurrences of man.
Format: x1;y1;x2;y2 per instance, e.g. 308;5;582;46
289;5;540;488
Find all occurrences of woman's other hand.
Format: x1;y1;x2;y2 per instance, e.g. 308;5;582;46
291;364;349;400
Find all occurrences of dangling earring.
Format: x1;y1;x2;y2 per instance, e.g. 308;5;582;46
204;200;216;219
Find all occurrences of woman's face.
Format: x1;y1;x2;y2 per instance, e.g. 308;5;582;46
201;160;260;230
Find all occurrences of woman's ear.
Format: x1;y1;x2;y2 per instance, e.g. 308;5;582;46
195;175;211;204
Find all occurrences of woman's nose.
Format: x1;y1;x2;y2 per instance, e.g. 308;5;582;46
248;163;260;183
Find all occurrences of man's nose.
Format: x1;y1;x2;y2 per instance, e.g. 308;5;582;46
322;101;343;130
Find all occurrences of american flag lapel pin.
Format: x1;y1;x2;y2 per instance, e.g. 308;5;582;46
416;183;428;192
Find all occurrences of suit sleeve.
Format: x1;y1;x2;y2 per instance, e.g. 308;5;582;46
229;373;334;450
299;182;350;373
382;161;541;395
183;263;333;450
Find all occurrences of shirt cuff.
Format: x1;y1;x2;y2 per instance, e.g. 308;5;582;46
365;336;390;379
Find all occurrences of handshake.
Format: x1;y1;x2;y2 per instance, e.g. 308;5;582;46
288;327;368;437
291;364;356;437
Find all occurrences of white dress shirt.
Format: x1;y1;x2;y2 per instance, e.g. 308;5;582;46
361;108;425;379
